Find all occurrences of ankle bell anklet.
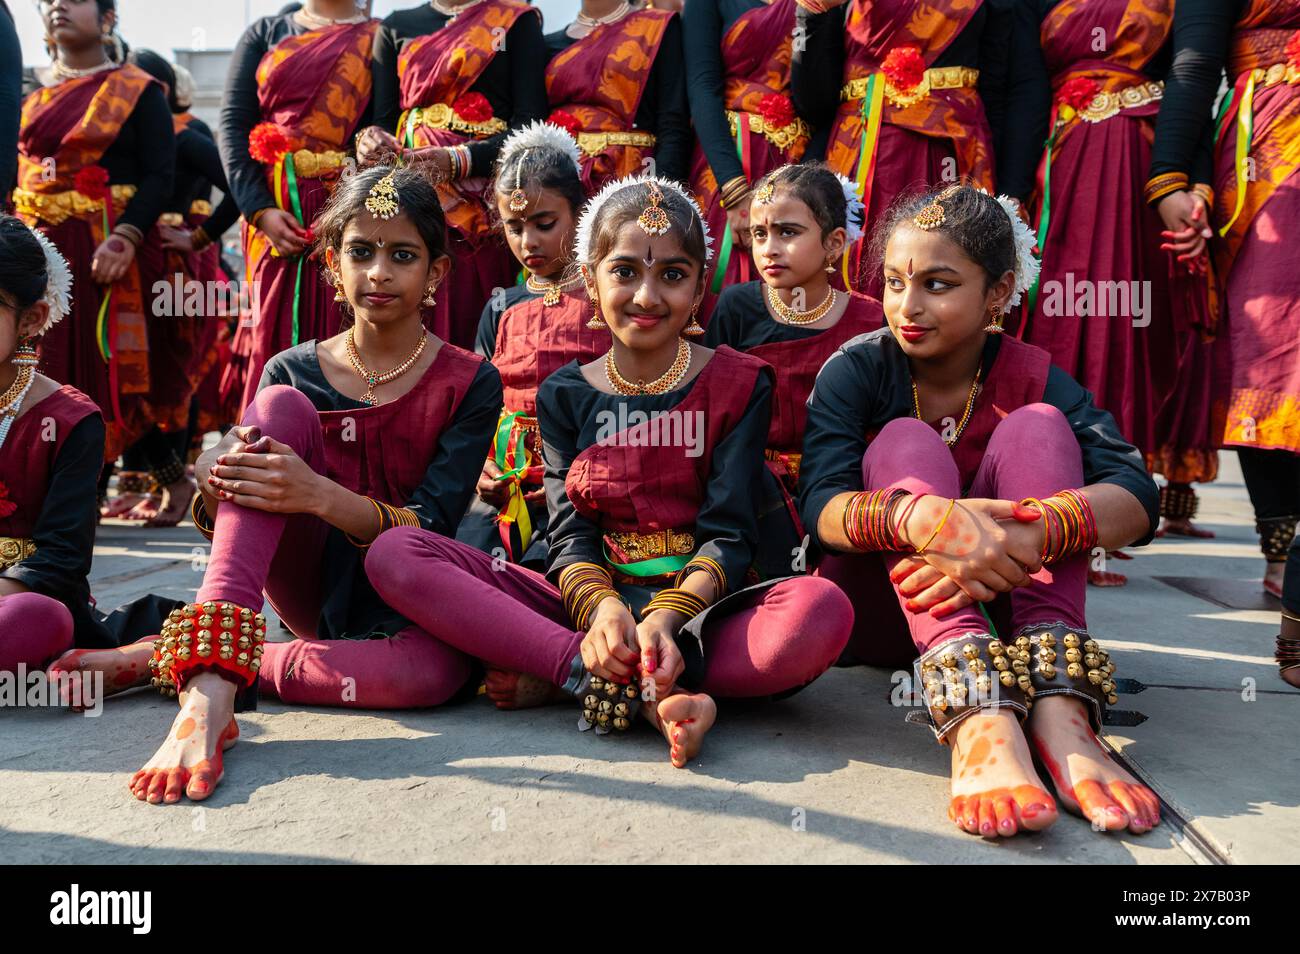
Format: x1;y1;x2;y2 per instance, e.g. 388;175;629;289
149;601;266;696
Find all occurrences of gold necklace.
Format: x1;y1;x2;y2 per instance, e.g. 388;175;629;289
0;366;34;413
764;284;836;325
526;269;584;307
605;338;691;395
346;329;428;406
911;363;982;448
576;0;632;27
51;58;116;82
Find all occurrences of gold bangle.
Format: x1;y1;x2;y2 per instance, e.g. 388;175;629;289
190;225;213;251
914;498;956;555
248;207;271;229
1144;171;1189;205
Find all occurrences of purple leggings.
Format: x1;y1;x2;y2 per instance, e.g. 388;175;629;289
819;404;1087;662
196;385;472;709
365;528;854;699
0;592;74;671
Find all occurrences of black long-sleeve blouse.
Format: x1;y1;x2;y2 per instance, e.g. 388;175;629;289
537;357;774;594
0;1;21;198
258;342;502;637
95;79;176;235
798;328;1160;551
172;118;241;238
790;0;1046;200
544;15;692;182
1148;0;1242;185
474;282;539;358
1;413;105;645
372;5;549;180
220;14;376;219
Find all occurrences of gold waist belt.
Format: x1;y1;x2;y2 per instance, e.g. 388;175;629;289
576;130;657;158
286;148;349;180
842;66;980;109
1072;79;1164;124
12;184;137;227
0;537;35;571
727;110;811;152
405;103;507;139
1239;60;1300;88
604;527;695;563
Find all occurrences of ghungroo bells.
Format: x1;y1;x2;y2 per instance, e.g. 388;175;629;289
150;602;265;696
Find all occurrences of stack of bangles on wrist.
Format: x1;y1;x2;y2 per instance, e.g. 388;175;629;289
641;587;709;621
446;144;472;181
560;562;625;631
112;222;143;248
1017;489;1098;564
717;175;751;210
674;555;727;601
843;487;941;552
346;498;421;548
189;225;213;251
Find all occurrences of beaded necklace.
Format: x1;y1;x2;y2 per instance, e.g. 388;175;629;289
525;268;584;307
0;367;36;452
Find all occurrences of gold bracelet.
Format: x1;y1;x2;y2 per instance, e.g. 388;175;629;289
190;225;213;251
914;498;956;555
1144;171;1189;206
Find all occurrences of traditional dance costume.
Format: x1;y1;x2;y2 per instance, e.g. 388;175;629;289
544;7;691;190
221;13;378;411
188;342;502;709
372;0;548;349
14;64;175;456
363;345;853;711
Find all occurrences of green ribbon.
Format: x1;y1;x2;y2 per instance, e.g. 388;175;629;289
1026;111;1062;315
285;153;306;346
602;542;692;578
1213;87;1236;145
710;122;749;294
492;410;531;481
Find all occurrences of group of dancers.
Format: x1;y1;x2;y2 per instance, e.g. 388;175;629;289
0;0;1297;840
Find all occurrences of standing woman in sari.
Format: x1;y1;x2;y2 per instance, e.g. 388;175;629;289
790;0;1035;297
14;0;175;462
684;0;811;313
358;0;548;351
220;0;379;412
1150;0;1300;605
1019;1;1221;583
544;1;691;192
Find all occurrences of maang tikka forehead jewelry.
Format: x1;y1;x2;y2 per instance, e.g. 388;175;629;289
365;170;400;220
507;151;530;214
637;180;671;236
754;176;776;204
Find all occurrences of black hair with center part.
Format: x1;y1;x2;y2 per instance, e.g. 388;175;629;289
313;165;449;274
762;163;857;239
493;143;586;219
0;215;51;312
871;183;1017;291
582;180;707;271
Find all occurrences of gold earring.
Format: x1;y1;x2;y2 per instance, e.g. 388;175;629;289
983;303;1005;334
825;257;836;274
423;284;437;307
683;303;705;337
585;302;607;329
333;281;346;303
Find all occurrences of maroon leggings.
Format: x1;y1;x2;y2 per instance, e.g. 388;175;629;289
819;404;1088;664
0;592;74;671
197;385;473;709
365;528;854;699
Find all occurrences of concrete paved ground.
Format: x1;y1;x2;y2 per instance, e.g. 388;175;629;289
2;453;1295;864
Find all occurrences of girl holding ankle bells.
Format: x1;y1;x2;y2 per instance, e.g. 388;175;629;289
361;176;853;767
798;184;1163;837
122;166;501;804
457;122;607;580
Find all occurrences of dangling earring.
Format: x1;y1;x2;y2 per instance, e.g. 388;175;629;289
423;284;437;307
12;337;39;369
585;299;607;330
825;257;837;274
983;302;1006;334
333;281;347;303
683;303;705;337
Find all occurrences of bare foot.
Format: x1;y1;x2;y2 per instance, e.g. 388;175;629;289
47;642;155;707
483;669;568;710
1026;695;1161;834
129;672;239;804
1264;563;1284;600
1280;666;1300;690
146;477;196;528
101;492;148;519
1088;569;1128;587
948;710;1058;838
642;690;716;768
1157;517;1215;538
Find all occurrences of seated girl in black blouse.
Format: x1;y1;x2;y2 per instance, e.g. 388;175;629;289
95;166;500;804
799;184;1164;838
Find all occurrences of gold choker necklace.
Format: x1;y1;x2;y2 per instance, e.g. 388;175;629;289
526;269;584;306
576;1;632;27
764;284;836;325
51;59;116;82
605;338;691;395
346;329;428;406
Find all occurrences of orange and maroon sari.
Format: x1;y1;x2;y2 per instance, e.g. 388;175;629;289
233;19;377;412
688;0;809;301
1024;0;1218;483
1215;0;1300;451
822;0;994;292
546;8;676;192
395;0;538;350
15;65;158;457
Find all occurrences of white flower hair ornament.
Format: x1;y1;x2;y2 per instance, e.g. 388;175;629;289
29;227;73;336
994;194;1040;312
833;172;866;243
574;174;713;266
499;120;582;175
